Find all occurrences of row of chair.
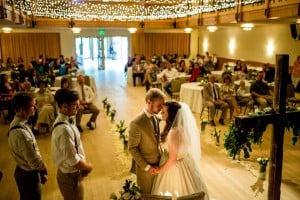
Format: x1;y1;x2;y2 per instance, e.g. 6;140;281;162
200;83;300;121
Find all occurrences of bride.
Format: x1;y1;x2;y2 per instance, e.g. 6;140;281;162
151;101;209;199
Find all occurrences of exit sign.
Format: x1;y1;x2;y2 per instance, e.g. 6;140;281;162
98;30;106;35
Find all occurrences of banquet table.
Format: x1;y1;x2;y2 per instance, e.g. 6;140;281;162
180;82;204;114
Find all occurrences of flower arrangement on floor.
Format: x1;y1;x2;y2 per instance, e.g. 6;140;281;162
116;120;128;150
110;179;142;200
102;98;129;151
212;128;221;146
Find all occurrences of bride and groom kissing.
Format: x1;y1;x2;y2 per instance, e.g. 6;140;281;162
128;88;209;199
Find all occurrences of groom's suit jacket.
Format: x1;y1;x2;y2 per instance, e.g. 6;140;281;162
128;111;160;194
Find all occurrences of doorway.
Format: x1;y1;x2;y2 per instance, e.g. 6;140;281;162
75;36;129;71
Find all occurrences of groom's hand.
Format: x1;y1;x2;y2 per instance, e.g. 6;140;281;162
148;167;159;175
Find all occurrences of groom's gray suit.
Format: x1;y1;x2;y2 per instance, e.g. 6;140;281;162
128;111;160;194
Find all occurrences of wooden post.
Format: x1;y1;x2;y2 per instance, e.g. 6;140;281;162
268;54;289;200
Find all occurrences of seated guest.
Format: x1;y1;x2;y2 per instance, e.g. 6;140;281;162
0;74;15;121
203;74;229;126
188;62;201;82
263;63;275;83
236;80;252;104
220;76;240;120
33;80;55;134
234;60;242;71
292;55;300;90
74;74;100;132
157;60;178;96
250;71;273;109
143;60;160;91
236;63;248;80
28;69;39;88
132;56;145;86
58;63;67;76
61;77;70;89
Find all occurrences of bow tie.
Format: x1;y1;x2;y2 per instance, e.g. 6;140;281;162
68;118;74;124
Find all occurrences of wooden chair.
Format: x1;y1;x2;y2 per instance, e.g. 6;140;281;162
178;192;205;200
142;192;205;200
170;78;181;101
142;194;171;200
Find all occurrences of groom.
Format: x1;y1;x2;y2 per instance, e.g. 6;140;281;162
128;88;165;194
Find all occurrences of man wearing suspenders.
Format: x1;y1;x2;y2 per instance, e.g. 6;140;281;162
51;89;93;200
8;92;48;200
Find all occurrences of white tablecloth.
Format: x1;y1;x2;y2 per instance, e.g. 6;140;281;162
180;82;204;114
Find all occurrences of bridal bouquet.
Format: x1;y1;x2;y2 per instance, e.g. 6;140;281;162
110;179;142;200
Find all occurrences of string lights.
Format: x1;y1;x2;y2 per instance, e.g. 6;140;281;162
9;0;264;21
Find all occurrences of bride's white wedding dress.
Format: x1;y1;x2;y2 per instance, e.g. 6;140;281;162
151;128;209;199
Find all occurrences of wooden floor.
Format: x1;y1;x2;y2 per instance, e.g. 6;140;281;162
0;60;299;200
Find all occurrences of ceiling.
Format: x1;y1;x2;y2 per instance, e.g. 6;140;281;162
0;0;299;30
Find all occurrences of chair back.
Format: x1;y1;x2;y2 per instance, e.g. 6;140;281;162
84;76;91;87
142;194;171;200
286;84;295;98
178;192;205;200
171;79;181;93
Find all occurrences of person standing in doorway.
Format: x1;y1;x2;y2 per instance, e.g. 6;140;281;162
128;88;166;194
52;89;93;200
8;92;48;200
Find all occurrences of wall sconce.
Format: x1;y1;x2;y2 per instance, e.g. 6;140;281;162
184;27;192;33
207;26;218;32
2;27;12;33
128;28;137;34
240;23;254;31
72;27;81;34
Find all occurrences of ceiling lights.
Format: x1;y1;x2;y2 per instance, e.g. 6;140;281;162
128;27;137;34
240;23;254;31
72;27;81;33
207;26;218;32
9;0;264;21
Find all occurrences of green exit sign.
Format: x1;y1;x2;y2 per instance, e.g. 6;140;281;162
98;30;106;35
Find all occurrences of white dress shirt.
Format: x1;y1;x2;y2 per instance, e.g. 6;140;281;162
8;116;45;171
51;113;86;173
74;84;95;104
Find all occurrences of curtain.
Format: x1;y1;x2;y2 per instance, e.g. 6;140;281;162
0;33;61;68
144;33;190;58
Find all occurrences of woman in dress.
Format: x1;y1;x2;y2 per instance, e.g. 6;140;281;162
220;75;240;120
151;101;209;199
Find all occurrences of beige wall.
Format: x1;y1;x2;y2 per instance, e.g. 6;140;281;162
15;24;298;65
196;24;300;66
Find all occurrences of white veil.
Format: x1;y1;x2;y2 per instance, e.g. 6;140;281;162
171;102;201;168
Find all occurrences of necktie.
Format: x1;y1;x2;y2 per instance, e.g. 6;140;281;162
81;84;86;100
213;84;218;100
151;116;159;140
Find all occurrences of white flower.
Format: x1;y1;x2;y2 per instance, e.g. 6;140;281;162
122;192;131;200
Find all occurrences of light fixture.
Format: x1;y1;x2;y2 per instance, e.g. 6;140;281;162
184;27;192;33
2;27;12;33
296;19;300;24
128;28;137;34
240;23;254;31
207;26;218;32
72;27;81;34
